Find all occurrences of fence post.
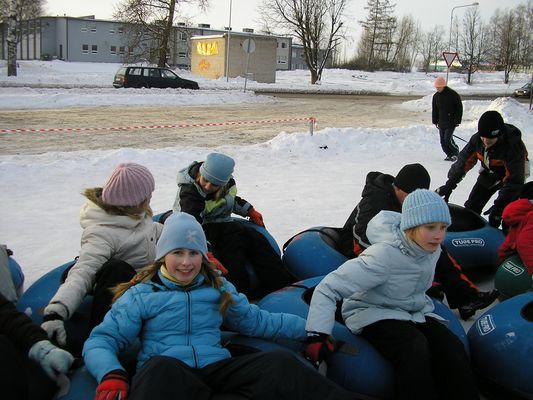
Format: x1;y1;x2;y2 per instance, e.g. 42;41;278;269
309;117;315;136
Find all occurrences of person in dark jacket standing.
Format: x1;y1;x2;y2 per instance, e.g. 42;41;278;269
432;76;463;161
437;110;528;228
338;163;499;320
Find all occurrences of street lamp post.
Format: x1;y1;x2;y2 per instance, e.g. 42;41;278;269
225;0;233;82
446;2;479;82
448;2;479;52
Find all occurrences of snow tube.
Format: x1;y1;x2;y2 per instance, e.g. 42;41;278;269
443;204;505;270
282;227;347;280
468;292;533;399
258;276;468;400
16;260;92;356
8;255;25;297
494;253;532;299
282;204;504;280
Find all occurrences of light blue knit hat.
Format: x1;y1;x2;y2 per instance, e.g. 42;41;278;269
156;212;208;260
199;153;235;186
400;189;451;231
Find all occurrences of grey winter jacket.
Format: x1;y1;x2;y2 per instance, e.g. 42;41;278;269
44;199;162;320
306;211;443;335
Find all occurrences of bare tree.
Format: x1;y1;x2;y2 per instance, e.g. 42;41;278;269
417;26;445;72
357;0;396;70
459;7;484;84
114;0;208;67
391;15;417;71
258;0;347;84
2;0;44;76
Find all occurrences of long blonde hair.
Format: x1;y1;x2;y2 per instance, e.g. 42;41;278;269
112;258;234;315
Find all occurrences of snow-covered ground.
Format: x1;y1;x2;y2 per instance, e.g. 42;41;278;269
1;61;531;334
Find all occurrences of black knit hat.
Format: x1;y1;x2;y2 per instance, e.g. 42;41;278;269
394;163;431;193
519;182;533;200
478;111;505;138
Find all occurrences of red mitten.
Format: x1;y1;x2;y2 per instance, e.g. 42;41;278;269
207;252;228;275
95;369;129;400
248;208;265;227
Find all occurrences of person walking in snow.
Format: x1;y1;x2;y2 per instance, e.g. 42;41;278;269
83;212;354;400
306;190;480;400
436;110;528;228
338;163;498;320
172;152;293;299
432;76;463;161
41;163;162;351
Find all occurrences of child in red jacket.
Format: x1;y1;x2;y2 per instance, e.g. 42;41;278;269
498;182;533;273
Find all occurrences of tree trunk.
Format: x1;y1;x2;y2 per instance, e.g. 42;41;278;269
7;0;17;77
157;0;176;67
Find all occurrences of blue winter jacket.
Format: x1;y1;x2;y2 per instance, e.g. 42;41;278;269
83;271;306;382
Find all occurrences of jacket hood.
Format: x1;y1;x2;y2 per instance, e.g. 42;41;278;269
502;198;533;226
367;210;430;258
80;198;148;230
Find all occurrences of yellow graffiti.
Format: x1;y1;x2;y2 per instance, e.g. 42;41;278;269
196;42;219;56
199;59;210;72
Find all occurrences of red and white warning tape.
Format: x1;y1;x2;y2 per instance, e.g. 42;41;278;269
1;117;317;134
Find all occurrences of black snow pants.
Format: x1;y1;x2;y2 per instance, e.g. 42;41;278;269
361;318;480;400
128;351;356;400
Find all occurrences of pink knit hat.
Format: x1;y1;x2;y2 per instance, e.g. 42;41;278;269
101;163;155;206
434;77;447;88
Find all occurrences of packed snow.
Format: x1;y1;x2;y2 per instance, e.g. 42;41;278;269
0;61;531;308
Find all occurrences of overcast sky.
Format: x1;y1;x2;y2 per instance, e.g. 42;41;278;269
45;0;527;56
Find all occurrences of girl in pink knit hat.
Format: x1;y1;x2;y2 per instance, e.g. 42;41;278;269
41;163;163;354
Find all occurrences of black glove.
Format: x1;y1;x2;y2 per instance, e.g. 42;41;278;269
303;332;336;367
436;185;453;202
483;206;502;228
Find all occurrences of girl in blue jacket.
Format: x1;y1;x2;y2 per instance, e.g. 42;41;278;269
305;190;480;400
83;212;354;400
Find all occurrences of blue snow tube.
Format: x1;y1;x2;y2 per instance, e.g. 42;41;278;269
8;255;25;297
443;204;505;270
258;276;469;400
16;260;92;356
282;227;347;280
468;292;533;399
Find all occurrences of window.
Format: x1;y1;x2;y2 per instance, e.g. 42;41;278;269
110;28;115;34
281;42;287;49
90;24;97;33
129;68;142;76
118;27;124;34
81;26;88;32
119;46;126;55
91;45;98;54
178;52;187;58
277;55;287;64
179;32;187;41
110;46;117;55
82;44;89;54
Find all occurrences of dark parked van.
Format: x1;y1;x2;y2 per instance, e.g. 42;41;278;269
113;66;199;89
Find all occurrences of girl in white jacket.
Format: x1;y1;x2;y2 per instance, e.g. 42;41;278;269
305;189;479;400
41;163;162;351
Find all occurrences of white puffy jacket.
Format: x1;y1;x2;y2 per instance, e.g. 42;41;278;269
44;200;162;320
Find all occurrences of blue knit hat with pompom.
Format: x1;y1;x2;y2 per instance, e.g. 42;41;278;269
400;189;451;231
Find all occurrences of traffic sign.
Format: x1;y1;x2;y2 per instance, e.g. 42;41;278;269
443;52;458;68
242;38;256;54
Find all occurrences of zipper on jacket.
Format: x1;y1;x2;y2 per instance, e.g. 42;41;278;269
185;290;199;367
